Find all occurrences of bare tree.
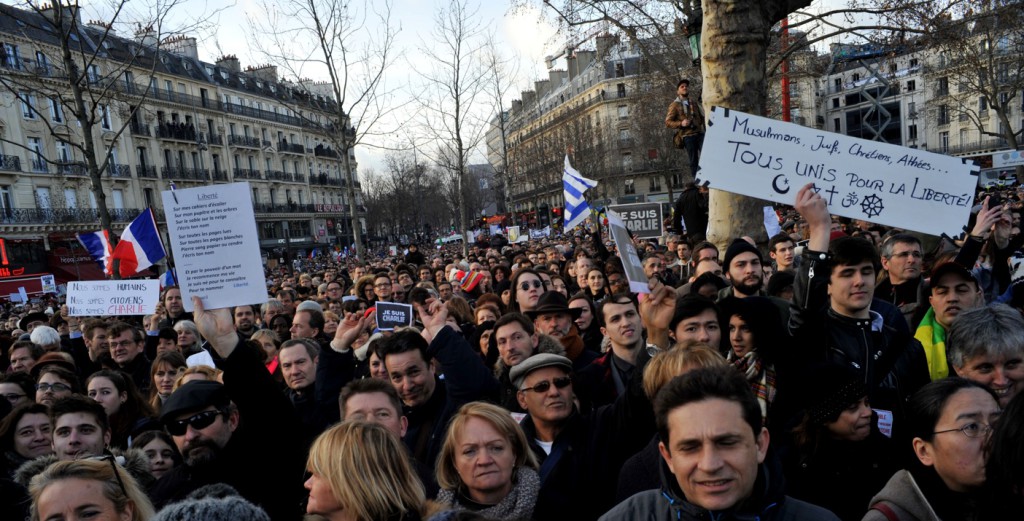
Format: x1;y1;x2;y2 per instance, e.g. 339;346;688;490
0;0;212;268
415;0;490;257
249;0;400;260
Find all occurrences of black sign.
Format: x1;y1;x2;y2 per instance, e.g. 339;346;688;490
375;302;414;331
608;203;664;239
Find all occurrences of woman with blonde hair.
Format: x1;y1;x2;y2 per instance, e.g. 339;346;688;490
172;320;203;357
172;365;222;391
616;345;727;501
30;458;156;521
435;402;540;520
305;421;427;521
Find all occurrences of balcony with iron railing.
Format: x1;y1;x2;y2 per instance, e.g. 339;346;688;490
136;164;158;178
233;168;262;180
208;134;224;146
266;170;293;182
162;168;210;181
228;135;263;148
293;173;306;183
928;137;1009;156
252;202;318;214
313;146;340;159
31;159;49;173
155;123;206;144
279;141;306;154
0;154;22;172
310;174;342;187
108;164;132;178
0;207;158;225
211;169;229;182
130;122;151;137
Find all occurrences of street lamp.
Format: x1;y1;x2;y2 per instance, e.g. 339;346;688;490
686;7;703;66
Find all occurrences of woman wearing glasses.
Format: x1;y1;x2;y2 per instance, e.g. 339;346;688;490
434;402;540;520
864;378;1000;520
508;268;545;314
29;458;155;521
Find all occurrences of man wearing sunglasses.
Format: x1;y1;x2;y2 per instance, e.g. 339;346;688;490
513;280;675;521
150;297;306;521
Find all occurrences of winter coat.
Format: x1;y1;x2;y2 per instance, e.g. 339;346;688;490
601;453;840;521
522;355;655;521
862;468;982;521
788;250;931;438
149;337;306;521
673;184;707;237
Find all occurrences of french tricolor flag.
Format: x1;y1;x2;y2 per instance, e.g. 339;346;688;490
76;230;114;275
112;209;167;278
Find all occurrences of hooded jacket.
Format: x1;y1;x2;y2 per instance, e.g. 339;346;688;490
600;453;839;521
14;447;155;490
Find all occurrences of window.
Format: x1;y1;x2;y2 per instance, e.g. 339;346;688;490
907;124;918;141
980;97;988;114
649;176;662;192
614;62;624;78
833;78;842;91
137;147;148;168
64;188;77;208
834;118;841;132
144;188;155;208
939;131;949;152
112;189;124;210
0;185;14;218
35;51;49;74
89;191;97;208
624;178;635;195
832;98;840;109
938;105;950;124
909;58;918;68
960;128;969;145
124;70;134;90
616;83;626;98
229;123;236;136
164;80;173;95
20;91;36;119
908;102;916;117
49;98;63;122
906;80;915;92
622;153;633;171
617;106;628;119
87;64;100;83
252;188;259;203
35;187;51;209
937;77;949;95
212;155;221;174
56;141;71;162
852;73;860;82
99;105;111;130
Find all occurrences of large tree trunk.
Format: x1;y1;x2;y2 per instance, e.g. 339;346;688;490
702;0;775;249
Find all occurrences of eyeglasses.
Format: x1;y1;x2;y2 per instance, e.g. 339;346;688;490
934;422;995;438
166;410;224;436
519;375;572;394
36;383;71;393
90;455;128;496
2;393;26;402
519;280;543;291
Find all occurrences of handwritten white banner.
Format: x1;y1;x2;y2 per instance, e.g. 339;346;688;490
697;107;980;237
67;280;160;316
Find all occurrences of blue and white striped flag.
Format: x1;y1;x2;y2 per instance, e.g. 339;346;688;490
562;156;598;231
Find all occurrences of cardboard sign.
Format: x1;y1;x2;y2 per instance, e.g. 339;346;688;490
607;209;650;294
507;226;528;244
608;203;664;239
697;107;980;237
40;275;56;294
162;182;267;312
66;280;160;316
375;302;414;331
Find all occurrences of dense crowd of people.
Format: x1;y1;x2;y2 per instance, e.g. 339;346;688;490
1;182;1023;520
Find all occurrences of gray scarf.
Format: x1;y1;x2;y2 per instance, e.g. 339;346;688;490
436;466;540;521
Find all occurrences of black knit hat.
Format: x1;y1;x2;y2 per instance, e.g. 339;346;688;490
722;238;763;270
804;362;867;425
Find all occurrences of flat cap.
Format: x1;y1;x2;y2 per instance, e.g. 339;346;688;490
509;353;572;390
160;380;231;423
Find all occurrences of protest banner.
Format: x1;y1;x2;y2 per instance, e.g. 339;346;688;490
608;203;664;239
507;226;528;244
607;209;650;294
529;227;550;239
376;302;414;331
162;182;267;312
697;107;980;237
40;275;56;294
67;280;160;316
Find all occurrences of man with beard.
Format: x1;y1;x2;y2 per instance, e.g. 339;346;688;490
150;298;306;520
526;292;598;371
717;239;791;324
232;305;258;340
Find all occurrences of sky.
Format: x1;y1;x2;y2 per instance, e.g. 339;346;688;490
7;0;860;177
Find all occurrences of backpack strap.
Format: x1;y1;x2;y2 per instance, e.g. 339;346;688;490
870;501;900;521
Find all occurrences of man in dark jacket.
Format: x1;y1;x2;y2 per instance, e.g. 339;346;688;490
600;366;839;520
787;183;929;438
673;182;708;241
150;297;306;521
378;298;500;467
515;280;675;521
106;322;151;395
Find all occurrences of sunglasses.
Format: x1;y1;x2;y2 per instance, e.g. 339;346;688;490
519;375;572;394
36;383;71;393
519;280;543;291
167;410;224;436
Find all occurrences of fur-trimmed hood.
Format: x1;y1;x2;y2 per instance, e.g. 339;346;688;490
14;447;154;490
494;333;566;378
